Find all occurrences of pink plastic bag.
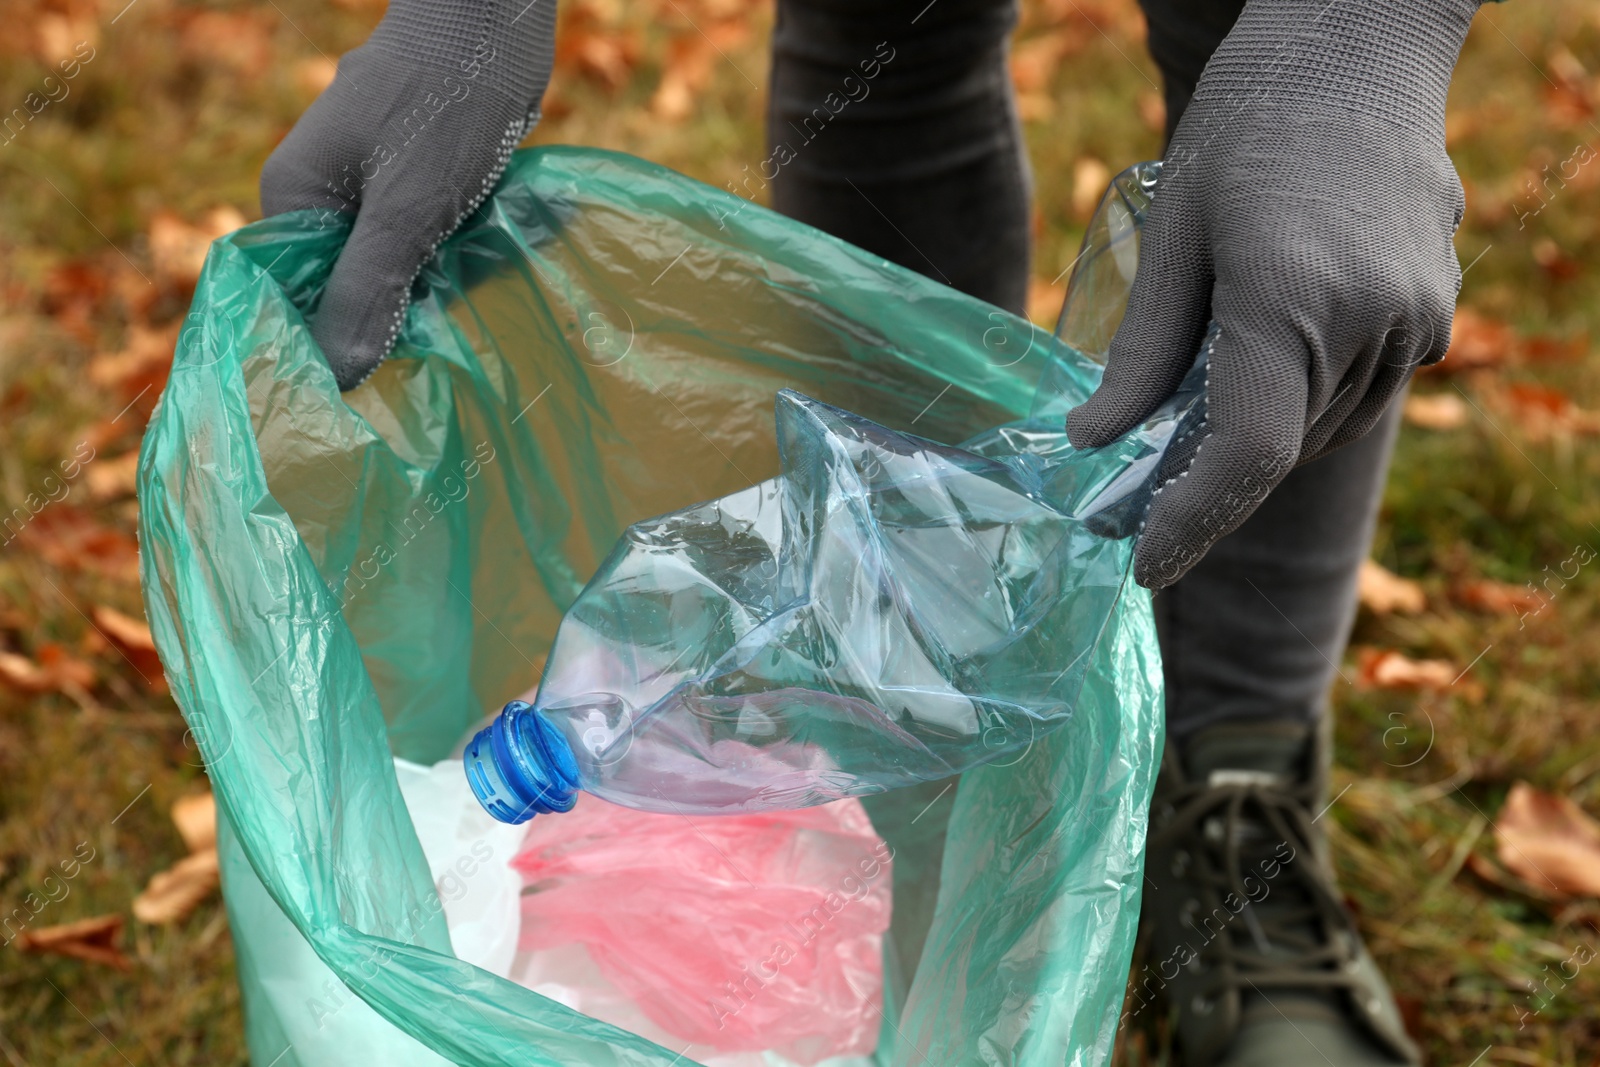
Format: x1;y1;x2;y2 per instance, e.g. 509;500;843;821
512;795;892;1064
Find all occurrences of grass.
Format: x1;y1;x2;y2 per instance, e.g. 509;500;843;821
1;0;1598;1063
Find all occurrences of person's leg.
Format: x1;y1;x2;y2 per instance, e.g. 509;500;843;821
766;0;1031;314
1137;0;1248;146
764;0;1026;1007
1157;402;1403;740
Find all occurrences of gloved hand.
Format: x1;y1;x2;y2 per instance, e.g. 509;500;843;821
260;0;558;389
1067;0;1480;589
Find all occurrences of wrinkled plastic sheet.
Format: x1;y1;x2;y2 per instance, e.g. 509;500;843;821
139;146;1164;1066
512;796;890;1061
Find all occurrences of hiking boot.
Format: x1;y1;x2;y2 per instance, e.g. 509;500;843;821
1133;720;1420;1067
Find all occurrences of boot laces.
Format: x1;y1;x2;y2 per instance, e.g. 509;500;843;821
1152;773;1364;1006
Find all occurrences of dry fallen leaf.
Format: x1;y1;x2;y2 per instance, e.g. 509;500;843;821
133;848;220;925
132;792;218;924
1136;90;1165;132
1523;332;1589;366
92;605;154;651
1014;90;1054;123
1532;237;1583;282
171;792;217;854
13;914;130;970
575;32;640;89
1456;578;1546;616
42;259;111;344
1542;83;1594;128
92;603;166;690
1356;648;1456;690
1507;382;1574;417
85;450;140;502
0;651;52;691
1498;381;1600;441
651;34;716;121
0;643;97;695
556;4;642;94
1465;850;1561;902
148;208;248;288
1547;45;1591;92
686;0;746;20
1072;157;1111;221
79;417;148;459
88;321;178;392
34;11;100;61
1540;46;1596;127
178;10;277;78
0;605;29;635
16;506;142;585
1493;781;1600;899
295;56;339;99
1437;306;1516;372
1445;109;1479;149
111;257;163;322
1010;30;1079;94
1358;559;1427;615
1404;392;1468;430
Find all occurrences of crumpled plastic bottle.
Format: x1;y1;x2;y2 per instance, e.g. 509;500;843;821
465;160;1202;823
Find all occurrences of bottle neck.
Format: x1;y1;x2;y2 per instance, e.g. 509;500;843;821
464;701;580;824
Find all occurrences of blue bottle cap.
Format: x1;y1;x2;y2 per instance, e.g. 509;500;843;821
463;701;581;824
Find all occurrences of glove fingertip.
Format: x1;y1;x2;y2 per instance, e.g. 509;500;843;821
309;273;408;391
1131;505;1200;590
311;311;394;391
1066;395;1137;450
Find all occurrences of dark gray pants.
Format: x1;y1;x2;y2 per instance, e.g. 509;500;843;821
768;0;1399;738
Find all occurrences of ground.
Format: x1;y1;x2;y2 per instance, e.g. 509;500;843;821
1;0;1598;1063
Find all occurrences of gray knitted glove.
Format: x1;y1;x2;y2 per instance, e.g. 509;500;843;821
1067;0;1480;589
260;0;557;389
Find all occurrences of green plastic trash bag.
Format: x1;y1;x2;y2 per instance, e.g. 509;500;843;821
138;146;1164;1067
